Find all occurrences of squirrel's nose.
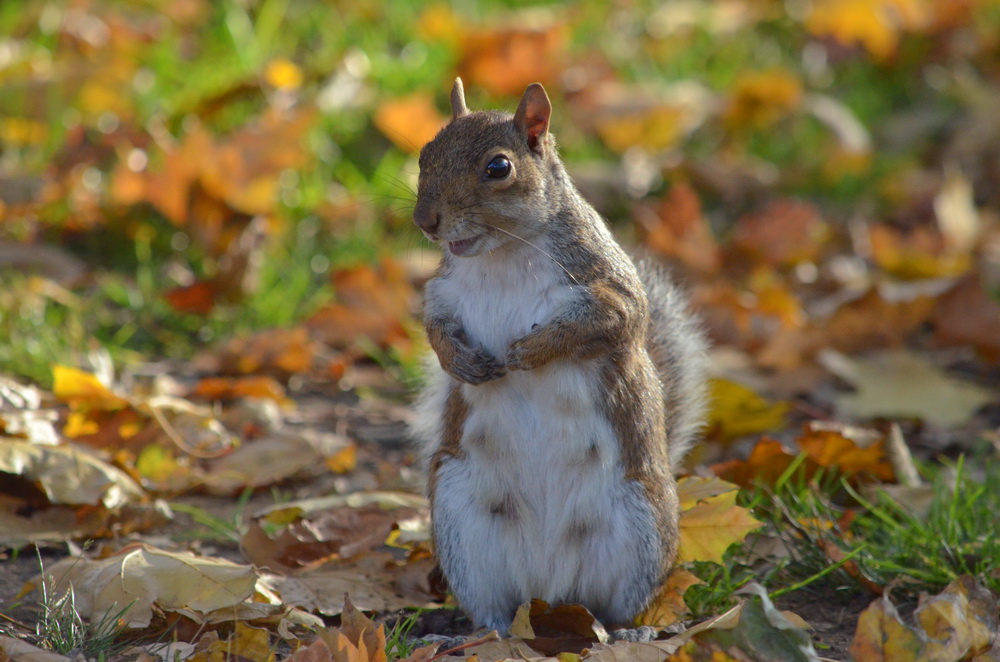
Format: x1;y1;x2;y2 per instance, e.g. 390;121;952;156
414;207;442;237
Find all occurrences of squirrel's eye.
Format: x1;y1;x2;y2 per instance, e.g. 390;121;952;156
485;155;512;179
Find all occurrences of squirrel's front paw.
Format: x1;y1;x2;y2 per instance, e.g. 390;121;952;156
448;346;507;385
506;337;542;371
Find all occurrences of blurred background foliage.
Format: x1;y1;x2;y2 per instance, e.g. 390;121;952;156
2;0;999;385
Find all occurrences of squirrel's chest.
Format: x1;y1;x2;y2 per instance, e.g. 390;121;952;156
440;252;576;361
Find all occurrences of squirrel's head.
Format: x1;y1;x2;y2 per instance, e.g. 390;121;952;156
414;78;558;258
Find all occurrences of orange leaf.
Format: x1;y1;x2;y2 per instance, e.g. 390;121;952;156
798;428;895;481
712;438;807;489
306;257;415;351
191;375;288;404
635;182;721;274
374;93;447;153
164;281;218;315
457;21;567;96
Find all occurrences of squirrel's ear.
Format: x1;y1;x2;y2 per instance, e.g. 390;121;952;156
514;83;551;154
450;78;469;120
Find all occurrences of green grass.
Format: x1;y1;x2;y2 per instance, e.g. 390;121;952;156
31;551;135;659
752;454;1000;600
384;609;428;660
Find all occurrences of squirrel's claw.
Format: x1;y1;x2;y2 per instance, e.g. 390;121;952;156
448;346;507;385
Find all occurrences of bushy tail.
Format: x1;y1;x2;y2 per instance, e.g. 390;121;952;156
637;260;709;472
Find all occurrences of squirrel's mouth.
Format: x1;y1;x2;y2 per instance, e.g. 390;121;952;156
448;235;481;256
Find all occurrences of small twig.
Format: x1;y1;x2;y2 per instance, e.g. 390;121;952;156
428;630;500;661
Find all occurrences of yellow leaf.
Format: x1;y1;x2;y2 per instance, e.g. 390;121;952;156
63;412;100;438
706;379;789;441
325;443;358;474
136;443;180;484
417;3;462;44
723;69;802;131
849;594;925;660
52;365;123;408
190;622;274;662
596;105;687;153
637;569;703;627
265;58;304;90
374;93;447;153
677;477;762;565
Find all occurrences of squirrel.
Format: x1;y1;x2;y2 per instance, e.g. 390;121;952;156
411;78;709;633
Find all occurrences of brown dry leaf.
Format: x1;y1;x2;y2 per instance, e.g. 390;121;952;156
163;280;219;315
637;568;703;627
932;272;1000;362
305;257;416;351
209;327;319;378
731;199;828;267
374;93;447;153
457;20;567;96
823;285;936;354
202;429;351;495
634;181;721;274
262;551;439;616
0;636;74;662
0;439;144;509
36;544;261;628
242;500;420;572
819;349;995;427
508;599;610;655
676;476;763;565
705;378;790;442
723;68;803;131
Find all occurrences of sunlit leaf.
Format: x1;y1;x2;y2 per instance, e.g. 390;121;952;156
374;93;447;153
706;378;789;442
677;477;763;564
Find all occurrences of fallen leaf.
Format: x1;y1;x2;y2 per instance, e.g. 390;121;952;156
202;429;351;495
0;439;143;508
846;578;998;661
731;199;828;267
305;257;416;352
706;378;790;442
634;181;721;274
637;568;703;627
711;438;804;489
207;327;319;378
188;622;274;662
374;93;447;153
932;272;1000;362
819;349;995;426
798;428;895;481
457;19;567;96
37;544;261;628
262;551;439;616
677;476;763;564
723;68;803;131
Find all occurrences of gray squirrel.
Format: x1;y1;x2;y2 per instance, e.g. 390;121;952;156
411;79;709;633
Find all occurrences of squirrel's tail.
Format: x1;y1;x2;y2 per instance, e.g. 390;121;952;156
637;260;710;473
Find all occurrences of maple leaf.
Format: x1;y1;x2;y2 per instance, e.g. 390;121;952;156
677;477;763;565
